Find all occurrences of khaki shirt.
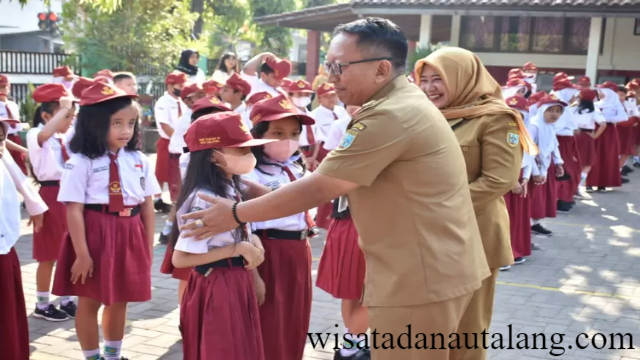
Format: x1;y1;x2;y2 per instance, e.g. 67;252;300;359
450;115;522;269
317;76;490;307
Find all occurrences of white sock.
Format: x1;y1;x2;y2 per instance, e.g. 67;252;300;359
162;221;173;236
580;173;588;186
60;296;74;306
340;328;364;356
103;340;123;359
531;219;540;226
36;291;50;310
82;349;101;360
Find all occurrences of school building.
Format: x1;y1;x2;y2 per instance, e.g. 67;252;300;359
255;0;640;91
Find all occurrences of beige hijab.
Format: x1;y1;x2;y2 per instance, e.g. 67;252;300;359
415;47;537;155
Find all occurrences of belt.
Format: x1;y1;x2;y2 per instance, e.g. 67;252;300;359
169;153;181;159
579;128;594;132
254;228;310;241
39;180;60;187
85;204;141;217
194;256;245;276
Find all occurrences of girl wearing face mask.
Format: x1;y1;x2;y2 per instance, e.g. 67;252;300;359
287;79;317;166
243;94;317;360
171;111;272;360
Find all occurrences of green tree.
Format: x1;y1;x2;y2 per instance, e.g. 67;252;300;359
203;0;252;61
249;0;297;56
60;0;202;77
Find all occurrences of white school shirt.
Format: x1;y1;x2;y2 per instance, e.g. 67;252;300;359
168;107;193;154
241;71;284;98
179;153;190;180
233;102;247;117
241;109;253;131
551;89;579;136
297;107;315;147
243;160;308;232
174;187;251;254
58;150;161;205
572;107;606;130
597;89;628;124
0;100;21;134
323;115;351;151
624;98;639;118
26;125;68;181
212;70;232;84
309;105;349;143
528;121;563;175
154;92;184;139
0;151;48;254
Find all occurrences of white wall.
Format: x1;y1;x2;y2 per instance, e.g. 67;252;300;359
470;18;640;72
0;0;64;35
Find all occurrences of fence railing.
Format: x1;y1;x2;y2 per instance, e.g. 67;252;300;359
0;51;81;75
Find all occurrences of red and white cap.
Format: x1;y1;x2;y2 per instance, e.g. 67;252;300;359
264;57;292;80
191;95;232;114
225;73;252;96
597;81;618;93
249;94;315;126
288;79;313;94
33;83;77;103
184;111;277;151
180;82;205;100
53;66;73;78
505;96;529;112
537;94;568;108
316;82;336;97
79;82;137;106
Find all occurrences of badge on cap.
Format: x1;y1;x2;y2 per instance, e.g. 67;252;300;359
507;130;520;147
279;99;292;110
338;130;358;150
509;98;519;105
239;120;250;134
102;86;115;95
297;81;305;88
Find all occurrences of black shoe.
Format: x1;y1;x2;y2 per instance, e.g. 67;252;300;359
154;199;171;213
334;347;371;360
621;177;630;184
531;224;552;236
514;257;526;265
33;304;70;322
622;165;634;175
59;301;77;318
158;232;169;245
598;187;607;192
634;162;640;168
557;200;572;213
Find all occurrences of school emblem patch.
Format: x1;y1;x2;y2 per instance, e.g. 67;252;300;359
351;123;367;132
297;81;305;88
338;130;358;149
101;86;115;95
279;100;292;110
507;121;518;128
109;181;121;193
140;177;146;191
507;130;520;147
239;120;250;133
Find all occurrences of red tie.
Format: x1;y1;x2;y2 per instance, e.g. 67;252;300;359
5;103;16;128
177;102;182;118
108;152;125;213
306;125;315;145
57;138;70;162
333;111;338;120
281;166;316;230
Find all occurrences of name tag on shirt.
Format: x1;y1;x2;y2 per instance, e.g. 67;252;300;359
93;166;109;173
266;180;280;191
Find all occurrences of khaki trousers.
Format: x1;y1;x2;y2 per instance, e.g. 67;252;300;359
449;268;500;360
368;292;474;360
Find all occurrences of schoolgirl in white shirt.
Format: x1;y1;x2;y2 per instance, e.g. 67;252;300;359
0;118;48;360
573;89;607;191
170;112;272;360
27;84;78;321
53;82;160;360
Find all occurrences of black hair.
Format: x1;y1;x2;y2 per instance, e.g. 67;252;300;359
69;97;140;159
250;121;306;176
167;148;245;248
523;88;532;99
232;89;247;102
333;17;408;74
32;102;59;128
217;52;240;74
577;99;595;114
617;85;627;94
259;62;274;76
113;72;135;83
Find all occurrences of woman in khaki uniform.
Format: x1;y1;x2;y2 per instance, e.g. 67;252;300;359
415;47;537;360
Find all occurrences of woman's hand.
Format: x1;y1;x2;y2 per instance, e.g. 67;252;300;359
555;165;565;177
521;179;529;198
180;193;238;239
235;242;264;270
28;213;44;232
532;175;545;185
252;271;266;306
511;182;523;195
70;254;94;285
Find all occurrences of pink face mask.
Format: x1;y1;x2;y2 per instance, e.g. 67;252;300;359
217;151;256;175
263;139;299;162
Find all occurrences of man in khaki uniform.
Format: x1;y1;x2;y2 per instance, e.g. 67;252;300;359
180;17;490;360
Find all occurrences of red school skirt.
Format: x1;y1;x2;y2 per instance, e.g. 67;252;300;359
160;243;192;281
576;130;596;168
530;161;557;220
617;123;637;156
504;173;532;259
0;248;30;360
33;183;67;262
586;124;622;188
256;233;312;360
7;134;28;176
168;154;182;202
155;137;170;184
180;266;264;360
556;135;582;203
52;208;152;305
316;216;366;300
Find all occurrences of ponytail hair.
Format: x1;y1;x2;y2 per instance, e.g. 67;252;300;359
577;99;595;114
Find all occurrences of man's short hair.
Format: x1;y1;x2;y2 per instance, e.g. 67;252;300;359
333;17;408;73
113;72;136;83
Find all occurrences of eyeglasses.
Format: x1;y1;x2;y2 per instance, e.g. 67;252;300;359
323;57;393;75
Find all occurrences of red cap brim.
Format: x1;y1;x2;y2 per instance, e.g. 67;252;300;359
228;138;279;148
259;113;316;126
80;93;138;107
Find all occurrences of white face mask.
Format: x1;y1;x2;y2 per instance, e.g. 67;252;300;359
263;139;299;162
216;151;256;175
292;96;312;108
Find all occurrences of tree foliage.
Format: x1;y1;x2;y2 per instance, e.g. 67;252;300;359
203;0;252;60
60;0;202;77
249;0;298;56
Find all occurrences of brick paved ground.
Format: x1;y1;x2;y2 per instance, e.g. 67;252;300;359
18;155;640;359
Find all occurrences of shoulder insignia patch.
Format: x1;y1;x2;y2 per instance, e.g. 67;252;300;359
507;130;520;147
507;121;518;128
64;163;74;170
338;130;358;150
351;123;367;132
